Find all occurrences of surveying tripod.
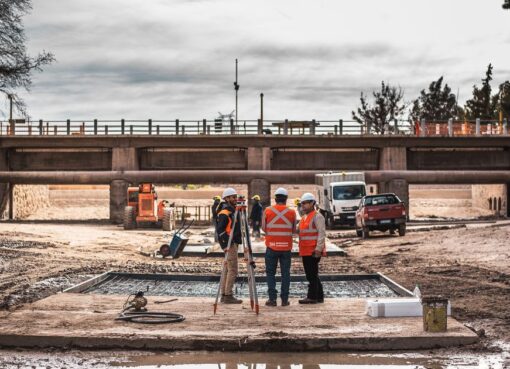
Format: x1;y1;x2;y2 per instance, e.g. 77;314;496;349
213;195;259;315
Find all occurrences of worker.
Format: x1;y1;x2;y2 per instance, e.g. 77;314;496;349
297;192;326;304
294;197;304;217
249;194;263;239
211;195;222;242
216;187;243;304
261;187;297;307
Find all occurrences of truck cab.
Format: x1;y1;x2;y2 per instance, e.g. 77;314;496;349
316;172;367;228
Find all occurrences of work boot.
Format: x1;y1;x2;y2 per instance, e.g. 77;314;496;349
265;299;277;307
222;295;242;304
281;299;290;307
298;298;317;304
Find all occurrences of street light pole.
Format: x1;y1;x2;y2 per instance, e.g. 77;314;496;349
234;59;239;126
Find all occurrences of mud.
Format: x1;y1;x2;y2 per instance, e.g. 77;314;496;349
0;347;508;368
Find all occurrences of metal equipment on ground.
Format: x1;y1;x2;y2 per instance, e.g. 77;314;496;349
123;182;174;230
213;195;259;315
159;219;194;259
115;291;185;324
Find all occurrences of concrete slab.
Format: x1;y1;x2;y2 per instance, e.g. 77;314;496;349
0;293;477;351
144;240;346;258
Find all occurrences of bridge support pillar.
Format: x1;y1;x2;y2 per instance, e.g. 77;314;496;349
247;147;271;208
0;149;9;218
247;147;271;170
248;179;270;209
379;147;409;216
380;179;409;217
110;148;139;223
110;180;130;224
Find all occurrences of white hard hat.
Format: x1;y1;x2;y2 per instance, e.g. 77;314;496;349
274;187;288;197
300;192;316;202
222;187;237;199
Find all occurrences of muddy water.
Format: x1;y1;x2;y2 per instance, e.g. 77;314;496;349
0;348;509;369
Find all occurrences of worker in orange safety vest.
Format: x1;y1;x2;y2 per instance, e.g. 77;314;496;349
261;187;297;307
297;192;326;304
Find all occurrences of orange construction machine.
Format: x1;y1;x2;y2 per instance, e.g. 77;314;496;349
123;183;174;230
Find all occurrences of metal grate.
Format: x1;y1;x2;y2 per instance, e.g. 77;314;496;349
66;273;411;299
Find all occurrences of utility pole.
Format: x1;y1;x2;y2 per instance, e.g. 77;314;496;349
234;59;239;125
260;93;264;123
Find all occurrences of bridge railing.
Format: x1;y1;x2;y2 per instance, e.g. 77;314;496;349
0;118;507;136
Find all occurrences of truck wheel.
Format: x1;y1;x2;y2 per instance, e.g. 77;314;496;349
355;228;362;237
398;224;406;236
362;227;370;239
162;208;174;231
123;206;136;230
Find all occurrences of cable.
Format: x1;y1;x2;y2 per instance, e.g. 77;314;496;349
116;311;185;324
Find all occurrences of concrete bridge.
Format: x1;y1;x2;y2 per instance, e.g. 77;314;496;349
1;135;510;222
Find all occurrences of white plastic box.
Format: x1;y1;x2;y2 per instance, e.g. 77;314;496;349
366;298;451;318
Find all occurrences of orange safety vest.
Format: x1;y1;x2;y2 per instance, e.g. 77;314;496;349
264;205;296;252
218;209;232;236
298;210;326;257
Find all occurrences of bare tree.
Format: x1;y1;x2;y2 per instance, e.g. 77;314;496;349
352;81;406;134
0;0;55;116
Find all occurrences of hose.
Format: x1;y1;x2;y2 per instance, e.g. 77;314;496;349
115;311;185;324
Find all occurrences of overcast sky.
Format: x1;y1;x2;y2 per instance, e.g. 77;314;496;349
3;0;509;121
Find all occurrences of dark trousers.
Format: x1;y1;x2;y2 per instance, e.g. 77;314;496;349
252;221;261;238
302;256;324;301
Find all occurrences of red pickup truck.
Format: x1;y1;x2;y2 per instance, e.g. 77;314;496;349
355;193;406;238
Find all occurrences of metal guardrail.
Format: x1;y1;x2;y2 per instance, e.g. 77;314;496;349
0;118;507;137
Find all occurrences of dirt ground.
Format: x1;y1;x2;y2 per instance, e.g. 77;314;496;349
0;188;509;365
1;219;509;344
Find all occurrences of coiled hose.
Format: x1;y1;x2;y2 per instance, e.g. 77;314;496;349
116;311;185;324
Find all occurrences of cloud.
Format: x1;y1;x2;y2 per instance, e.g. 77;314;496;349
15;0;510;120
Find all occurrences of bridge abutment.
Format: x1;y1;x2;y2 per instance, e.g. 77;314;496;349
110;148;139;223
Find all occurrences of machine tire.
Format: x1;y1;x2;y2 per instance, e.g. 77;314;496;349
162;208;174;231
123;206;136;230
398;224;406;236
362;227;370;239
355;228;362;237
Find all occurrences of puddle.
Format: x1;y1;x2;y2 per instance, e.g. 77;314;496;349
0;349;508;369
112;350;510;369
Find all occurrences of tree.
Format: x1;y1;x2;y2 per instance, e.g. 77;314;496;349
352;81;406;134
465;64;498;120
409;76;461;122
495;81;510;119
0;0;55;116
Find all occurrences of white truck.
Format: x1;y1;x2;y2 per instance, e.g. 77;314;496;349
315;172;367;228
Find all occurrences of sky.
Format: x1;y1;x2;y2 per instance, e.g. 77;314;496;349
2;0;509;121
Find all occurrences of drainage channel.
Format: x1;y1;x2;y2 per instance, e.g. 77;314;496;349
64;272;413;298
